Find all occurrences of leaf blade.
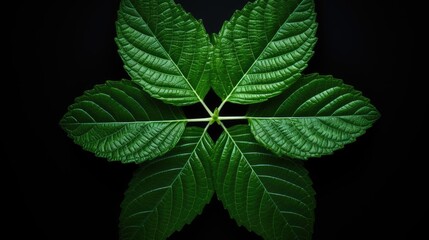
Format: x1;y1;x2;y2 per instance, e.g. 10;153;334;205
120;127;214;240
212;0;317;105
247;74;380;159
60;80;186;163
116;0;212;106
213;125;315;240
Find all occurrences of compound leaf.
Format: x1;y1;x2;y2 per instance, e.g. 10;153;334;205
247;74;380;159
60;80;186;163
213;125;315;240
212;0;317;104
116;0;211;106
120;127;214;240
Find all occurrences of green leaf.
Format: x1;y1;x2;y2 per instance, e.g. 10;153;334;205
213;125;315;240
116;0;211;106
247;74;380;159
212;0;317;105
120;127;214;240
60;80;186;163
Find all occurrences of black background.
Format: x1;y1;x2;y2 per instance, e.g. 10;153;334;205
6;0;427;239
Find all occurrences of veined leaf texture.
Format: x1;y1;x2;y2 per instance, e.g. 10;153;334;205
120;127;214;240
212;0;317;105
247;74;380;159
60;80;186;163
116;0;212;106
60;0;379;239
213;125;315;240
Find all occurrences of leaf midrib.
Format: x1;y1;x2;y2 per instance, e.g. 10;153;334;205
219;0;307;108
60;119;187;126
125;125;210;239
246;114;375;120
128;0;211;114
221;125;299;239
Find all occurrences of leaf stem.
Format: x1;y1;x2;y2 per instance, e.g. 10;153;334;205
186;116;248;123
186;117;213;123
199;99;214;116
219;121;229;135
217;116;248;121
217;100;227;112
